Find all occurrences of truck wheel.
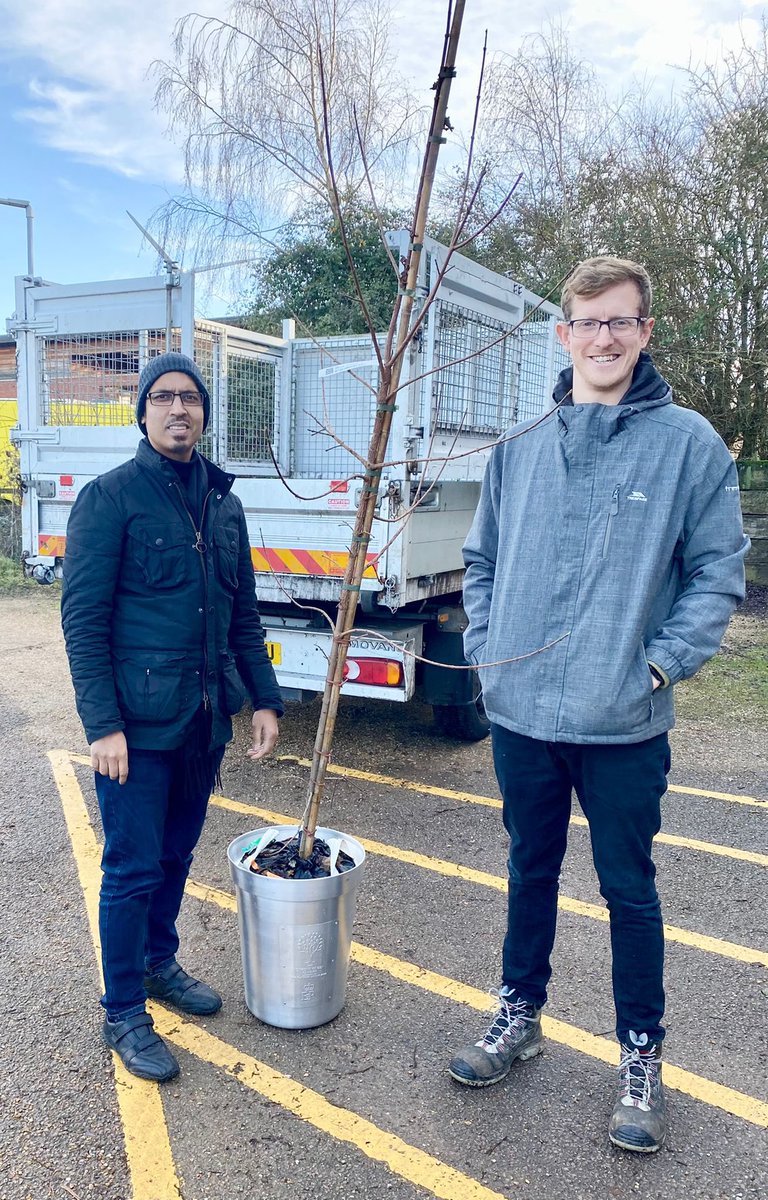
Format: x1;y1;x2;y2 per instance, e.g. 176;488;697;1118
433;676;490;742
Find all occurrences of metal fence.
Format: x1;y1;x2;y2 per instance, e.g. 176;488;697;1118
292;336;378;478
430;301;521;435
36;325;279;470
37;330;173;426
32;296;564;471
225;350;277;466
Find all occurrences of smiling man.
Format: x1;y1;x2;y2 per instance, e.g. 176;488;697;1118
61;351;283;1083
449;258;749;1152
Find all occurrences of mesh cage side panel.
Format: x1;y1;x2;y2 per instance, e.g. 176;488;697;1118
225;353;277;464
293;337;379;478
38;330;177;426
431;303;521;435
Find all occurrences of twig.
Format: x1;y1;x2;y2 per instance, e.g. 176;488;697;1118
28;1158;82;1200
318;46;385;373
339;627;571;672
352;104;402;279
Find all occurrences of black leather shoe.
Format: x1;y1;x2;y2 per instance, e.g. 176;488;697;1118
103;1012;180;1082
144;960;222;1015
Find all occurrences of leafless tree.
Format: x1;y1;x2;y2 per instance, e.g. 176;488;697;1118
153;0;420;265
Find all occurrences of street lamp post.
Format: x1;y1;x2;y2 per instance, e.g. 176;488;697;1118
0;198;35;277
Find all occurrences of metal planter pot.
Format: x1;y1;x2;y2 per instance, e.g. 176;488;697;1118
227;825;366;1029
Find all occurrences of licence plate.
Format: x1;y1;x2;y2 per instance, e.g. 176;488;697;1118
265;640;282;665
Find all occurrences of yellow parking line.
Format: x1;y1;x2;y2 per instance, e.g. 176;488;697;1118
570;815;768;868
187;880;768;1130
72;751;768;809
153;1009;507;1200
57;749;768;1139
278;754;768;809
276;755;768;865
211;795;768;969
50;754;508;1200
47;751;183;1200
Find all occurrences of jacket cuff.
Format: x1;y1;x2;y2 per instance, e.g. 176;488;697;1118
647;659;671;689
84;720;126;744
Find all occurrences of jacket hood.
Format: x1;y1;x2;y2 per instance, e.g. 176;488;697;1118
552;351;672;411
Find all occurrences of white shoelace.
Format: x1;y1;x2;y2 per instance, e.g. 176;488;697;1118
617;1045;662;1110
478;989;536;1053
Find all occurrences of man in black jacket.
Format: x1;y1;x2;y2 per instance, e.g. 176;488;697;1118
62;351;284;1083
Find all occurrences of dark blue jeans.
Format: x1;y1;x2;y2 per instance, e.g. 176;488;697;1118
94;744;224;1021
491;725;670;1044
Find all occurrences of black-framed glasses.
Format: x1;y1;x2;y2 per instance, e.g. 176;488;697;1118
568;317;647;339
147;390;204;407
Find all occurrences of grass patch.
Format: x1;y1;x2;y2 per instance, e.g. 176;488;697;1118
0;555;36;592
676;643;768;726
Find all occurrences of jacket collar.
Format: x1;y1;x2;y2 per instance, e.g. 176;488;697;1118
135;437;236;496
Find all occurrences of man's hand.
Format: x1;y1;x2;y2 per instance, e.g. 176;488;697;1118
247;709;280;762
90;731;129;784
651;676;661;692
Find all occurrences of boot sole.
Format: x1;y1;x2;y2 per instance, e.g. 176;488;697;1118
448;1039;543;1087
145;993;222;1016
609;1129;663;1154
102;1033;181;1083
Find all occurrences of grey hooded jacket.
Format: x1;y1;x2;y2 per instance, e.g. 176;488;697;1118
462;353;749;744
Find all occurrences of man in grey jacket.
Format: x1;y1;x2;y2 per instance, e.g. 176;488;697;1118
448;257;749;1152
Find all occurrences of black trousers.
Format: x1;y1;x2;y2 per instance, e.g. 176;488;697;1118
492;724;670;1044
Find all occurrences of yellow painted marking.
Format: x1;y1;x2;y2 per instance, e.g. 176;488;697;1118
209;795;768;969
58;754;768;1136
278;754;768;809
50;761;516;1198
67;761;768;963
569;814;768;868
666;782;768;808
281;548;312;574
151;1010;507;1200
48;751;183;1200
277;755;768;864
188;880;768;1130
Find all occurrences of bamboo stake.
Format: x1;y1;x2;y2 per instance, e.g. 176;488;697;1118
298;0;467;860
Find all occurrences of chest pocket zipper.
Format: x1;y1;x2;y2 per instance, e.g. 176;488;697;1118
602;485;620;558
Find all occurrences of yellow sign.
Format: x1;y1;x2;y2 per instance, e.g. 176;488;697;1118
265;640;282;665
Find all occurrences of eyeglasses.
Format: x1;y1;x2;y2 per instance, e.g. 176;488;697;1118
568;317;647;339
147;390;204;407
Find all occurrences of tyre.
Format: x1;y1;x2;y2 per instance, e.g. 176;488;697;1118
433;674;490;741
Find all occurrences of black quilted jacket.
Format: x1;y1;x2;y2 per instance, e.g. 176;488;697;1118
61;438;283;749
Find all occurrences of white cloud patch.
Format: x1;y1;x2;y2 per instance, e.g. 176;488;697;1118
0;0;230;182
0;0;764;185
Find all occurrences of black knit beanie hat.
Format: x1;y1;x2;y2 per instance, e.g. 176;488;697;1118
136;352;211;431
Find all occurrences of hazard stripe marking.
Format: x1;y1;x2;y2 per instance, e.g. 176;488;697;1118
249;548;379;577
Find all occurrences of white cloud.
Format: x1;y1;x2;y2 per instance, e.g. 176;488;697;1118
0;0;764;184
0;0;229;182
19;78;178;180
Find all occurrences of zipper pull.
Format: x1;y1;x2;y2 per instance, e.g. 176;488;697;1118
194;532;207;553
610;485;620;515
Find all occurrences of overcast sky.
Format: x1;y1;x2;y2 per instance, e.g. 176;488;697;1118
0;0;765;321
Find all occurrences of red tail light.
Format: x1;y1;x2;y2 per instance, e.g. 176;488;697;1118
342;657;404;687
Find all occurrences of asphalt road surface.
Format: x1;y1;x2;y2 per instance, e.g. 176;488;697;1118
1;590;766;1200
